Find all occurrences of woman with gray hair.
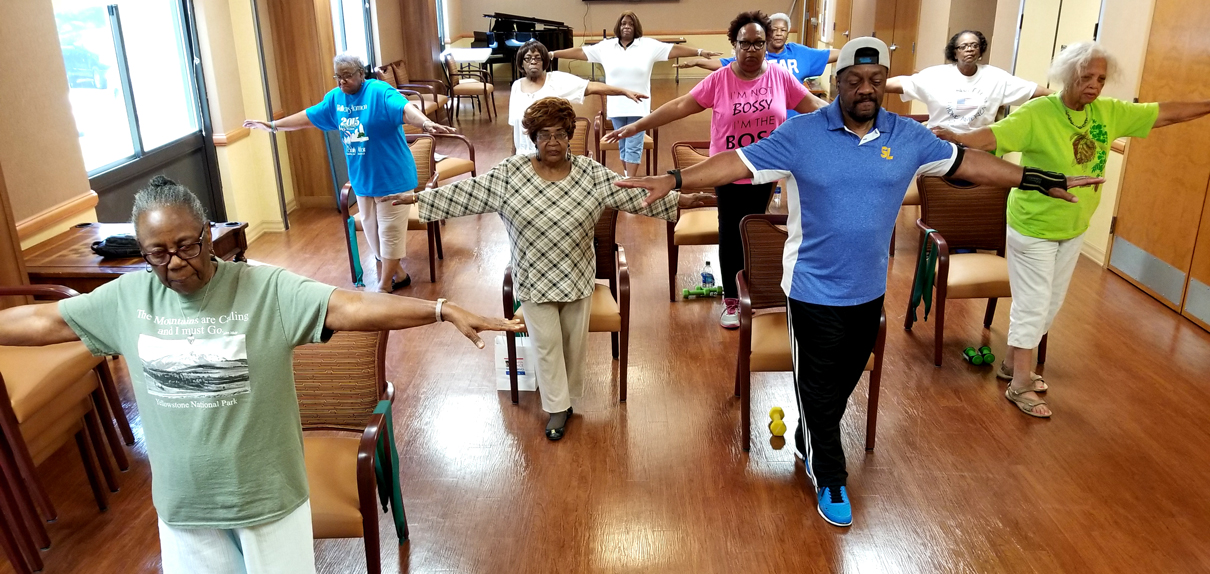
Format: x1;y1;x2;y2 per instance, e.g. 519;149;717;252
243;53;453;293
935;41;1210;417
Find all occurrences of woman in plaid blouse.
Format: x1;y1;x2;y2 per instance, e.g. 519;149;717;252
396;98;706;439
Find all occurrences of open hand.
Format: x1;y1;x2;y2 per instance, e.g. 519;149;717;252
442;303;525;349
672;61;697;69
243;119;273;132
604;124;640;144
1047;176;1104;203
615;174;677;207
677;192;713;209
699;50;723;58
390;192;418;206
930;126;959;142
422;120;456;135
621;90;649;104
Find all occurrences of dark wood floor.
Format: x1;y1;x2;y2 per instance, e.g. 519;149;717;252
8;79;1210;574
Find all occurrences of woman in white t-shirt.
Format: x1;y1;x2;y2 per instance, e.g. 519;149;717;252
552;11;721;176
886;30;1050;132
509;40;647;156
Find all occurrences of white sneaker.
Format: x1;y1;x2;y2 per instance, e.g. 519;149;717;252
720;298;740;329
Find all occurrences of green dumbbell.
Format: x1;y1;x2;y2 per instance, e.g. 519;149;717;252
962;347;986;366
978;346;996;364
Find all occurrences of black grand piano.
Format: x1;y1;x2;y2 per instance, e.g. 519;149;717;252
483;12;574;81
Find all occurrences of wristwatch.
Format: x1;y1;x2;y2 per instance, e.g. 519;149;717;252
666;169;682;190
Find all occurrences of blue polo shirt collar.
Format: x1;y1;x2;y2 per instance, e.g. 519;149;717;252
824;102;897;139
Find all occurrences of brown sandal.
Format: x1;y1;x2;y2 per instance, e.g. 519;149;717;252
997;363;1047;392
1005;385;1051;418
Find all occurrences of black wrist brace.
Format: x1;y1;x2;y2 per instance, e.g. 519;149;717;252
1020;167;1067;195
667;169;682;190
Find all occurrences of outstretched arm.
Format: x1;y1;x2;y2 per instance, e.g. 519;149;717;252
793;92;829;114
244;110;313;133
932;126;998;152
551;47;588;61
673;58;724;71
885;76;906;95
403;102;456;134
614;151;752;206
1154;100;1210;129
324;290;521;349
0;302;79;347
1032;85;1053;98
604;93;706;142
668;45;722;59
585;82;648;103
950;148;1102;203
827;49;840;64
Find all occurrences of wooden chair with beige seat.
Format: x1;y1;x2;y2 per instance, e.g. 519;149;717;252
666;141;718;301
889;114;930;257
569;117;591;157
375;61;450;124
592;96;658;175
735;215;887;452
0;285;130;572
294;330;404;574
340;134;444;286
502;208;631;404
441;53;497;121
904;176;1048;366
401;124;478;186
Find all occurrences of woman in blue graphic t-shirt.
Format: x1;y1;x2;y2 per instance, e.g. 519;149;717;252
244;53;453;293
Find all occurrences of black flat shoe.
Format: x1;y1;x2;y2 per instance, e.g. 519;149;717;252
545;407;573;441
390;273;411;291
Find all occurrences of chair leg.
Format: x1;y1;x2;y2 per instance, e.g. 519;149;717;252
984;298;998;329
507;333;519;405
91;386;129;471
933;294;946;367
0;395;56;522
434;223;444;260
889;225;896;257
0;477;41;574
865;370;882;451
490;92;498;119
96;359;134;446
426;224;437;283
75;427;108;513
1038;333;1048;365
740;364;751;452
667;239;679;302
84;409;119;493
0;428;49;551
610;332;619;359
618;328;629;403
359;480;381;574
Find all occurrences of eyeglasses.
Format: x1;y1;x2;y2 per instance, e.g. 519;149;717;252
142;228;206;267
536;131;569;142
737;40;766;52
522;55;544;64
333;73;360;82
955;42;980;52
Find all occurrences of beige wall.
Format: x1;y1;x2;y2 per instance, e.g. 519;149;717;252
988;0;1019;70
373;0;407;64
0;1;97;225
1097;0;1155;101
850;0;878;39
452;0;797;38
915;0;952;71
948;0;998;49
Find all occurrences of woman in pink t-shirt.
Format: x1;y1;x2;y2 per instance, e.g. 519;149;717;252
606;10;825;329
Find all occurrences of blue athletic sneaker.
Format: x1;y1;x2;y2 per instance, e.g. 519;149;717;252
816;485;853;527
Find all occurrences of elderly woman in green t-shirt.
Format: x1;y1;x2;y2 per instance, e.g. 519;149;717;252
935;41;1210;418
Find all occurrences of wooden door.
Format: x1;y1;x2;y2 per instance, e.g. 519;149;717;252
872;0;921;114
1186;180;1210;330
1110;0;1210;312
834;0;854;48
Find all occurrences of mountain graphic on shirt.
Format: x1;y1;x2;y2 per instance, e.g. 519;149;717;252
140;335;251;398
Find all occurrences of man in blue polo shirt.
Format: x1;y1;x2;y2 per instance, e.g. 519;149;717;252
617;37;1099;527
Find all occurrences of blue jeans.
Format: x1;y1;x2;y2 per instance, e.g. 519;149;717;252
610;116;644;165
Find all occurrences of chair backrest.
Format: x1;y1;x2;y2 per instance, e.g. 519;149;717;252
740;214;789;312
293;330;389;432
917;176;1009;252
376;65;398;87
570;117;591;157
441;53;460;87
594;207;620;281
671;141;717;201
407;134;435;189
392;60;411;83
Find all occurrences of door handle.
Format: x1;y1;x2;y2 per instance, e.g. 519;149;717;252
889;44;898;51
843;30;850;37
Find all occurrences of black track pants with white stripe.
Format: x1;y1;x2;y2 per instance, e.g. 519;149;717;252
787;295;883;488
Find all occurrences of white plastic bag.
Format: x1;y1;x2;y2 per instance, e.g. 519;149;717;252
495;335;538;391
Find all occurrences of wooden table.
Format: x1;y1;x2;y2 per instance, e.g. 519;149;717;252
582;37;688;83
24;221;249;293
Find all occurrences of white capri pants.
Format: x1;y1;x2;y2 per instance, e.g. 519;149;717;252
520;296;592;414
1006;226;1085;349
158;499;316;574
357;194;410;261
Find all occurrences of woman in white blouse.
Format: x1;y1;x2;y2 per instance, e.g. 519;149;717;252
396;98;706;440
552;11;721;176
886;30;1050;131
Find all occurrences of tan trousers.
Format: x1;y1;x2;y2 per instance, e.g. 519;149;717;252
521;296;592;413
356;195;410;260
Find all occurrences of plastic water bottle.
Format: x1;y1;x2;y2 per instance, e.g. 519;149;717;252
773;185;782;208
701;262;716;289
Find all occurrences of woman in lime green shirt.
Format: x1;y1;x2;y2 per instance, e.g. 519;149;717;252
935;41;1210;418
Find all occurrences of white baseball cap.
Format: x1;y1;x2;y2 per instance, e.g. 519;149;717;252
836;37;890;72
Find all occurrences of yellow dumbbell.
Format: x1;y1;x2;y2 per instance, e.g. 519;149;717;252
768;406;786;437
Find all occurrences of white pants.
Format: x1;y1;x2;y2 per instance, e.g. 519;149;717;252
521;296;592;413
158;500;316;574
357;194;410;261
1006;227;1085;349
